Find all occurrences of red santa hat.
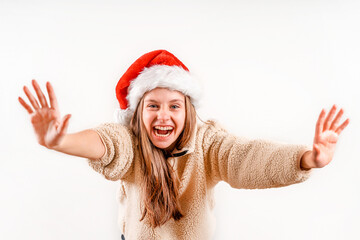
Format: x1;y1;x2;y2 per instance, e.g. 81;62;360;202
114;50;202;125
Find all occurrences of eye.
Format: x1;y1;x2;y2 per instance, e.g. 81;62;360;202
171;105;180;109
148;104;158;108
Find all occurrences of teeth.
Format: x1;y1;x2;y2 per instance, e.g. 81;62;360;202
154;130;172;137
154;126;174;130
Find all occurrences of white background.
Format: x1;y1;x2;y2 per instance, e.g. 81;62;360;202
1;0;359;239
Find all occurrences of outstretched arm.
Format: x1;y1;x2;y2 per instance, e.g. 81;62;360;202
19;80;105;160
204;121;313;189
300;105;350;170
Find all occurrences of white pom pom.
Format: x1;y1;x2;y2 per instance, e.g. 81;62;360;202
114;108;133;125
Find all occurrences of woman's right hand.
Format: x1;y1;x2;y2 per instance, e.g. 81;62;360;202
18;79;72;149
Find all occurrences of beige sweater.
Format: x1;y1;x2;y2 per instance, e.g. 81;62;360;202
87;120;312;240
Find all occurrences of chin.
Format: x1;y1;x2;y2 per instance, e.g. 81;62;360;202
153;141;173;150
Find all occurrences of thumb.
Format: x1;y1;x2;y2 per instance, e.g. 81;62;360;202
58;114;71;136
313;143;321;155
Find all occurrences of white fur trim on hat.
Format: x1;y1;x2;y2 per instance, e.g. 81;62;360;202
114;65;202;125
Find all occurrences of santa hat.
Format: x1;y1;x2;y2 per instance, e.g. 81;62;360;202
114;50;202;125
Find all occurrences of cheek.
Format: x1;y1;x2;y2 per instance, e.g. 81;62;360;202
176;112;186;131
142;111;153;133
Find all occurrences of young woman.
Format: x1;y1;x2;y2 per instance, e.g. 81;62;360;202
18;50;349;240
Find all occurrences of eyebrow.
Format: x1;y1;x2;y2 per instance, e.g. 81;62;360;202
144;98;184;103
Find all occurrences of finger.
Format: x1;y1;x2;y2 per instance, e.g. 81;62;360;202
18;96;34;114
335;118;350;135
32;79;49;108
58;114;71;136
330;108;344;131
323;104;337;131
315;109;326;137
23;85;40;110
46;81;59;111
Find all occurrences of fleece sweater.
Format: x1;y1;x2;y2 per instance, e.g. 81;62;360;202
87;120;312;240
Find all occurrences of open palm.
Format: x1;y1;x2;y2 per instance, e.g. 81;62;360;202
311;105;349;168
18;80;71;148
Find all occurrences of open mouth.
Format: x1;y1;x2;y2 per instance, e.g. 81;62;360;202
153;126;174;138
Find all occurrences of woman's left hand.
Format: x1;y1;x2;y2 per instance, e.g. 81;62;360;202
301;105;350;170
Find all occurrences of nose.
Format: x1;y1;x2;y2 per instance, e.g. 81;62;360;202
157;107;170;122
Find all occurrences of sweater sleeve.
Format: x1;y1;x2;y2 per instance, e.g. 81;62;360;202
203;121;312;189
87;123;134;181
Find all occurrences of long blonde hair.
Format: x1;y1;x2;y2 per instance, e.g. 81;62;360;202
130;94;197;228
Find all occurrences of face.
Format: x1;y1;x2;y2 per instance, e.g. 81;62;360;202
142;88;186;151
